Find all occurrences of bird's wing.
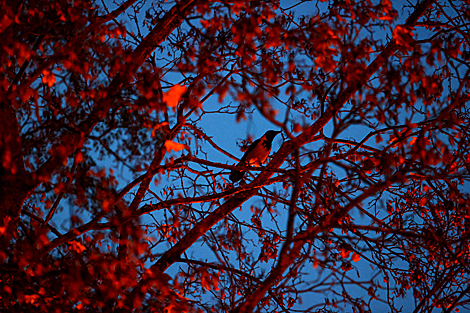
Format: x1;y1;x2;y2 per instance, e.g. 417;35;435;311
239;138;261;163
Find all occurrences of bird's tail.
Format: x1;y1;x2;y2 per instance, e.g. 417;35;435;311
229;170;245;182
229;162;245;182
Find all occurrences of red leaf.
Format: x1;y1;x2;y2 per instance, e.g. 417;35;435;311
69;240;86;253
163;84;186;108
165;140;187;152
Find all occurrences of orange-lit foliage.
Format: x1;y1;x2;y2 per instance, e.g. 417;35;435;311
1;0;469;312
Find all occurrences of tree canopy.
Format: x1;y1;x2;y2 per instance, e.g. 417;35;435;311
1;0;470;312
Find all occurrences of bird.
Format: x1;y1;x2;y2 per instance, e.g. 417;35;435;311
229;130;281;182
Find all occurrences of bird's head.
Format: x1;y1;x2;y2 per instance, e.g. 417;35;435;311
264;130;281;142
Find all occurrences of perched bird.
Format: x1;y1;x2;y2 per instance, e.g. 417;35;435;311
229;130;281;182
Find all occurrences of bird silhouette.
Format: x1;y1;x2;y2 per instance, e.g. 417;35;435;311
229;130;281;182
